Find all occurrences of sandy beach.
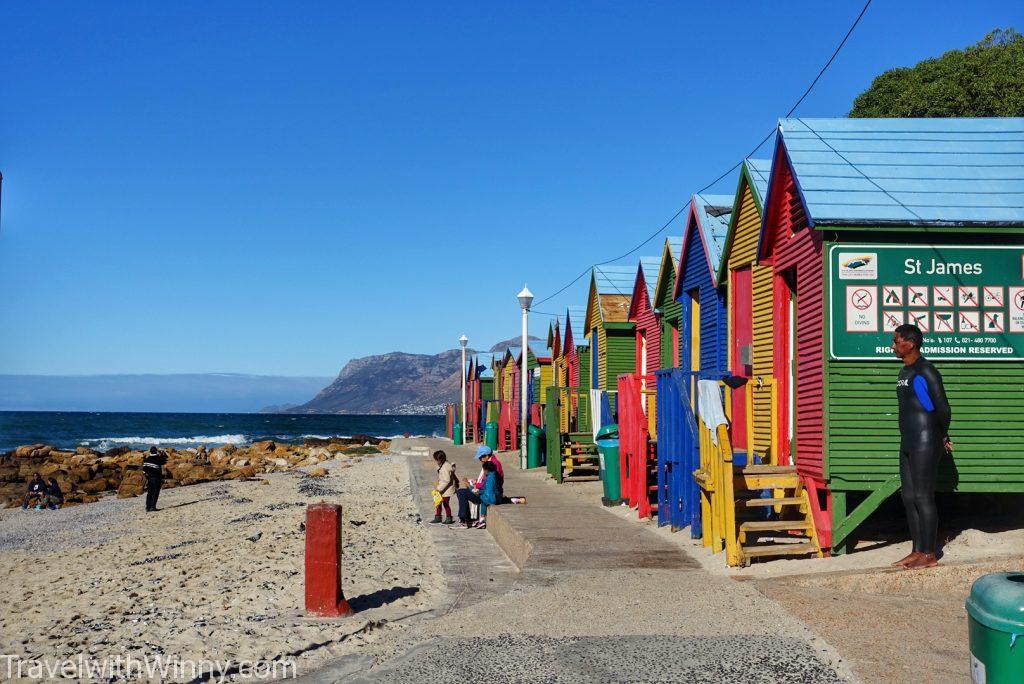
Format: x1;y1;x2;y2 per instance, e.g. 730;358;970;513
0;451;444;681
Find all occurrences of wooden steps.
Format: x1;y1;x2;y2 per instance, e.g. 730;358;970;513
741;542;817;559
729;464;822;566
743;496;804;508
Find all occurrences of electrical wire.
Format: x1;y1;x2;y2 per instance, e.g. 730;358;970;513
531;0;873;309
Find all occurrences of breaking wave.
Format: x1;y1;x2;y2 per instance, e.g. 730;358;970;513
80;434;249;451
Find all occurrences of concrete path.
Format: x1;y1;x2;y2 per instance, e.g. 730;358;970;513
307;438;856;683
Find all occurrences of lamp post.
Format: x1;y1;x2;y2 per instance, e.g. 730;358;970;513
517;285;533;469
459;334;468;442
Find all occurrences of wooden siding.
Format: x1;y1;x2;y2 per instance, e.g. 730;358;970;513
679;224;728;377
660;314;681;369
751;263;774;455
632;281;662;375
480;377;495;401
826;362;1024;490
727;185;761;268
725;182;775;457
605;328;637;390
764;151;826;481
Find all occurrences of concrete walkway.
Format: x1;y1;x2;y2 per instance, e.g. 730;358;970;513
308;438;856;683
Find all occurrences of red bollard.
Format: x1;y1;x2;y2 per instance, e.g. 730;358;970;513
304;503;354;617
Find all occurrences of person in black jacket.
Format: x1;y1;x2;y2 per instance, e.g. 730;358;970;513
21;472;46;509
44;477;64;510
891;324;952;570
143;447;168;512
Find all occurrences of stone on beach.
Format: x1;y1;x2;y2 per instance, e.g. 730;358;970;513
0;437;391;508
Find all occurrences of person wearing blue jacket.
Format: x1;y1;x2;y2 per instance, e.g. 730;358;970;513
455;460;527;529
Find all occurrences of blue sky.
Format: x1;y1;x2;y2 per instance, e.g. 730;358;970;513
1;1;1020;376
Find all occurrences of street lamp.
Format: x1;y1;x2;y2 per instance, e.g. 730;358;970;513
459;334;468;443
517;285;533;469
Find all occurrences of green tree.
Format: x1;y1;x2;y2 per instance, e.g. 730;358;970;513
850;28;1024;117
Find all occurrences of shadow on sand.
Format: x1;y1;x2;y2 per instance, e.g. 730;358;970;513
347;585;420;612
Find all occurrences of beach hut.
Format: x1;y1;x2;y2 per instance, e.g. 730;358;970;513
584;265;640;426
658;193;732;533
756;116;1024;558
519;340;553;424
544;305;597;482
717;159;772;458
468;352;496;443
653;237;685;371
618;256;664;514
675;194;732;384
498;346;521;451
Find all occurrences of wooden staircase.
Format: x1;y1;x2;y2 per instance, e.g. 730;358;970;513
695;421;823;567
732;463;821;566
561;432;600;482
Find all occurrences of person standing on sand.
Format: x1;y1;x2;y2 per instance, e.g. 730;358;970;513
431;450;457;524
890;324;952;570
143;447;168;512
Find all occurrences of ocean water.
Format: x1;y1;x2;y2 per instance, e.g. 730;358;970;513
0;411;444;453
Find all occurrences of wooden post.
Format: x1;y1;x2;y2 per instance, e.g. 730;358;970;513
305;503;354;617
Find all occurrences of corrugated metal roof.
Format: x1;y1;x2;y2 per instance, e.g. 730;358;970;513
693;193;733;271
592;264;638;298
637;256;662;302
518;340;549;362
746;158;771;206
778;117;1024;226
666;236;683;266
566;305;589;348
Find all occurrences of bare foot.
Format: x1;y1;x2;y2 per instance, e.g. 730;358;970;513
892;551;921;568
906;553;938;569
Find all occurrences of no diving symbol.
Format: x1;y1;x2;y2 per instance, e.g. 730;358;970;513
1015;291;1024;312
852;289;873;310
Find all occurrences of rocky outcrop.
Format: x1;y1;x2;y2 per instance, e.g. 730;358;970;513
0;437;389;508
287;336;543;415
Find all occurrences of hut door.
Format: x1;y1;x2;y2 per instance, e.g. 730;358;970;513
639;331;648;415
731;268;753;450
775;269;798;465
591;328;600;390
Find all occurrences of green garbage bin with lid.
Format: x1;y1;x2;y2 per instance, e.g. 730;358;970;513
527;424;546;469
452;423;463;446
966;572;1024;683
484;422;499;452
595;424;621;506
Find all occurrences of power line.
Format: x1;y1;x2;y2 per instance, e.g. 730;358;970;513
532;0;873;310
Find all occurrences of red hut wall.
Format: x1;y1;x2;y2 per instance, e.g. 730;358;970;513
633;286;661;377
763;147;826;484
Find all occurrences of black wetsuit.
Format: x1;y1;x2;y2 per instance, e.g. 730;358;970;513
143;452;168;512
896;356;951;555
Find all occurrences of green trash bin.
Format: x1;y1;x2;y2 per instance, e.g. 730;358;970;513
452;423;463;446
484;422;498;452
595;424;621;507
527;424;546;469
966;572;1024;683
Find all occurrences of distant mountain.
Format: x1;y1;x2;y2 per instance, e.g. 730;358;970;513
0;374;333;413
489;335;542;352
290;336;549;415
288;350;470;415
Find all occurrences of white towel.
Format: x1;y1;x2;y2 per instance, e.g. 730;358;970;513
697;380;728;446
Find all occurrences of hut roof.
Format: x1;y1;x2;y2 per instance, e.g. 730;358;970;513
694;194;732;268
774;117;1024;227
746;158;772;207
565;305;589;349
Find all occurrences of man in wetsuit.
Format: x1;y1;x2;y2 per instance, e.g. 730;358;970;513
143;447;168;512
891;324;952;569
